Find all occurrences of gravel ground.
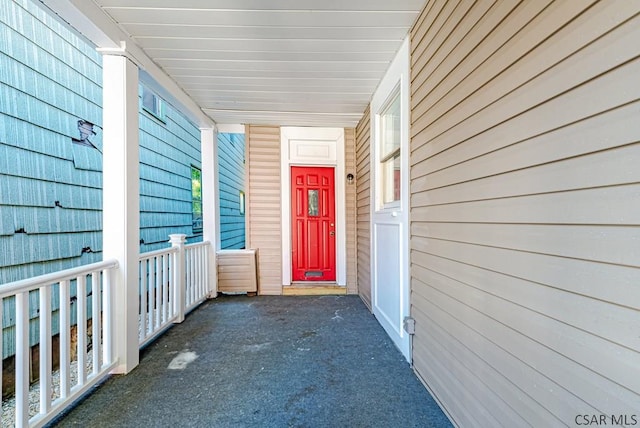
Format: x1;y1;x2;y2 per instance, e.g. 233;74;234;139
2;352;93;428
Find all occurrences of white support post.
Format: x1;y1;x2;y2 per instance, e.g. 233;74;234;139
102;54;140;374
201;127;219;298
170;234;187;323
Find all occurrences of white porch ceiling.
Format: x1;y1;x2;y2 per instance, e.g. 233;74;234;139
91;0;427;127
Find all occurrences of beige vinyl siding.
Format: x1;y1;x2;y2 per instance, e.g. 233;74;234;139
345;128;358;294
355;107;372;309
409;1;640;426
246;125;282;295
216;249;258;294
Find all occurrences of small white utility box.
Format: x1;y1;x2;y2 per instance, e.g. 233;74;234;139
216;249;258;294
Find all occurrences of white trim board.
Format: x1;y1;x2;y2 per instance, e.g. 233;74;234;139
281;127;346;287
369;36;411;361
216;124;246;134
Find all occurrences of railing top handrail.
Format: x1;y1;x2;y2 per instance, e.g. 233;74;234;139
139;246;179;260
139;240;210;260
185;240;211;249
0;259;119;298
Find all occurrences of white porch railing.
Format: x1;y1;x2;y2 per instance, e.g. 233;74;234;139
138;247;178;347
184;241;210;312
0;260;118;428
1;235;213;427
138;235;211;346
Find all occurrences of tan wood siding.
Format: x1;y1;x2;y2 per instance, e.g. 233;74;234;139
246;125;282;295
355;106;372;309
345;128;358;294
409;1;640;426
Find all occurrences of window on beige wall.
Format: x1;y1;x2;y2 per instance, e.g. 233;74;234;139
379;90;401;206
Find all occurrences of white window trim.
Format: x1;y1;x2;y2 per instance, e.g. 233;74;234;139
369;36;411;360
371;38;410;214
377;85;403;211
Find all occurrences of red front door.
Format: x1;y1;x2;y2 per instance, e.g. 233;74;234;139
291;166;336;281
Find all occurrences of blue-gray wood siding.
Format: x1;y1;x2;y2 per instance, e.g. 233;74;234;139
0;0;202;358
139;87;203;252
217;133;245;249
0;0;103;358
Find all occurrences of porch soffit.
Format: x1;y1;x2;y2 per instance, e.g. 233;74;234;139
80;0;427;127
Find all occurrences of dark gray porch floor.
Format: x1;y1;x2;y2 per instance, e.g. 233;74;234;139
51;295;452;428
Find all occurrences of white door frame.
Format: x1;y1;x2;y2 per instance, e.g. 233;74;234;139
370;37;411;361
281;127;346;287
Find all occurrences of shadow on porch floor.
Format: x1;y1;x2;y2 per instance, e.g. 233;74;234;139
50;295;452;427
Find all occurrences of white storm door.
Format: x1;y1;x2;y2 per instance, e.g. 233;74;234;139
370;38;410;361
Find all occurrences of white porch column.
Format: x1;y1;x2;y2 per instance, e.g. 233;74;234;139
201;127;219;297
102;54;140;374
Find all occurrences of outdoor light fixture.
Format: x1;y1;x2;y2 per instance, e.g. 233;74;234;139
346;173;354;184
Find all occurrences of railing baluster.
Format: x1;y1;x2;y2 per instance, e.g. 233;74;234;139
202;246;206;298
15;291;29;427
197;247;202;298
204;245;210;297
185;248;190;308
193;248;197;306
104;267;113;366
162;253;169;322
139;260;147;342
190;248;195;305
197;247;202;300
39;285;52;414
92;271;101;375
77;275;87;386
195;248;199;302
201;246;207;298
195;247;201;300
155;255;162;329
191;248;195;301
148;259;155;333
60;279;71;399
0;296;3;419
190;248;195;304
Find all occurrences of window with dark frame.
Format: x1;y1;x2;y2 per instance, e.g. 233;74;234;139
191;166;203;233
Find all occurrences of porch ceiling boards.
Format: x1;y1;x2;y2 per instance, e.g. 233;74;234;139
92;0;427;127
